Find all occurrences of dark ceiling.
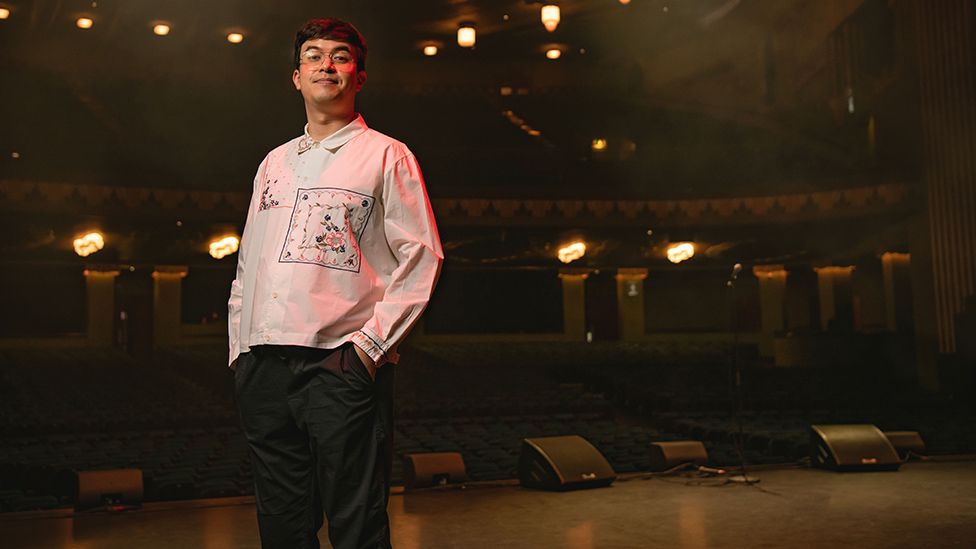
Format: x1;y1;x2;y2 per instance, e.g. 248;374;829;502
0;0;898;200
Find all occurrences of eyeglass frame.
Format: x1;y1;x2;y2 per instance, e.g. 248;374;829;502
299;47;358;69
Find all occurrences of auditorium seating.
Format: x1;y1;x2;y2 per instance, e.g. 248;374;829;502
1;341;974;512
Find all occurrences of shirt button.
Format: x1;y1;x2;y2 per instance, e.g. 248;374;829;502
264;335;271;342
272;292;278;299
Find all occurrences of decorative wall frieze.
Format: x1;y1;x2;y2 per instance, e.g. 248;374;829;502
0;180;911;228
432;183;911;227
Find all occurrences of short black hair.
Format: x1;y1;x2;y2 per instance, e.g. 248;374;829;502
294;18;367;71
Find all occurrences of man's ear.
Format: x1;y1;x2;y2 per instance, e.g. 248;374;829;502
356;70;367;91
292;69;302;91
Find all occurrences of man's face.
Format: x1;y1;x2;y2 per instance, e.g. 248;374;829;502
292;38;365;109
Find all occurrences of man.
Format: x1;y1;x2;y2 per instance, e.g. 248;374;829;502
228;18;443;549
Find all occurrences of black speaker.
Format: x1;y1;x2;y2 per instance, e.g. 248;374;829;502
76;469;144;510
649;441;709;471
884;430;925;459
518;435;616;491
402;452;467;490
810;424;901;471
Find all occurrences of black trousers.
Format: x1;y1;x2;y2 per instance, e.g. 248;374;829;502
234;343;395;549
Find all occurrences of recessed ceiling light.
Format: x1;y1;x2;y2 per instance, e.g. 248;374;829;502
153;23;170;36
227;32;244;44
619;0;631;4
457;23;476;48
591;138;608;152
545;48;561;60
76;17;94;29
541;5;560;32
11;151;20;159
0;8;10;19
423;45;438;56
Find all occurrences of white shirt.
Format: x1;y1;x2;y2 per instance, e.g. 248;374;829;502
228;115;443;367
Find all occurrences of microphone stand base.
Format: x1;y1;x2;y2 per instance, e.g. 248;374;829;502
728;474;760;484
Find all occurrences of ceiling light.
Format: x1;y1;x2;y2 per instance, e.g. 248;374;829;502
541;5;560;32
11;151;20;159
227;32;244;44
0;8;10;19
153;23;170;36
423;45;438;56
209;235;240;259
545;48;561;60
76;17;94;29
591;138;608;152
74;232;105;257
666;242;695;264
457;23;476;48
558;242;586;264
527;129;541;137
619;0;631;4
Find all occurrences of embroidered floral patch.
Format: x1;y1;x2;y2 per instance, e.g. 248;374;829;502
258;179;280;211
279;187;375;272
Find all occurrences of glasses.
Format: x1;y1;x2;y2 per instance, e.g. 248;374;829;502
300;49;355;68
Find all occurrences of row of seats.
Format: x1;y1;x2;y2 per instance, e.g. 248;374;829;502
3;341;974;513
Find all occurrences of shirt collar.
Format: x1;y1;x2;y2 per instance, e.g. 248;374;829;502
297;114;368;155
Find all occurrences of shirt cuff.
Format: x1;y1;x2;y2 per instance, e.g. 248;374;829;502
351;330;387;366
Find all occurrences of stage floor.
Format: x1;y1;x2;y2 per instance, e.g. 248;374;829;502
2;461;974;548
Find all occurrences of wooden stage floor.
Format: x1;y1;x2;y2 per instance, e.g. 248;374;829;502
2;461;974;548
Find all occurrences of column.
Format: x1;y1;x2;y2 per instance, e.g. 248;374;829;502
559;268;589;341
84;267;120;346
815;266;855;332
153;265;188;347
615;268;648;341
753;265;787;356
881;252;913;332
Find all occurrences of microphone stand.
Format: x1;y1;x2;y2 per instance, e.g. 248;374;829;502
726;263;758;484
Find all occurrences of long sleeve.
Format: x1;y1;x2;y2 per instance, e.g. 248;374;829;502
227;159;267;367
351;153;443;365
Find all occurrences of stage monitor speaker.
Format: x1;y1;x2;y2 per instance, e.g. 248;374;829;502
76;468;143;510
518;435;616;491
810;424;901;471
403;452;467;490
884;431;925;459
649;441;709;472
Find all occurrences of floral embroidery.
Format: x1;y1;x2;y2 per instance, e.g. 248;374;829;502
279;187;375;272
258;179;280;211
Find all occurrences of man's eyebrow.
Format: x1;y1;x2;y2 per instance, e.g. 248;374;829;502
302;45;351;52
